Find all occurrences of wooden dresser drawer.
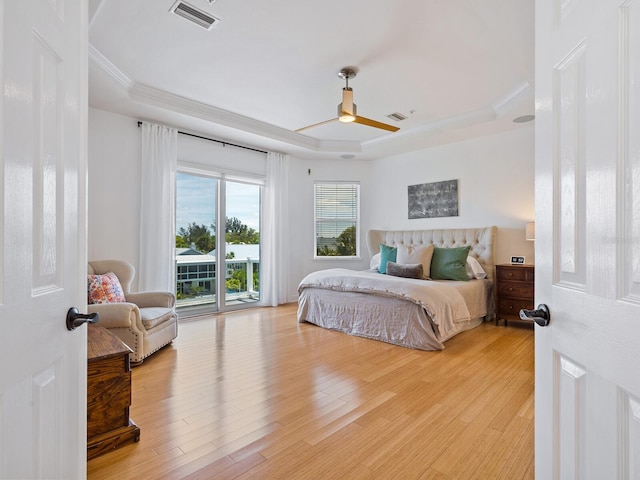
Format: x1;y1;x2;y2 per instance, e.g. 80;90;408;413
496;266;534;282
497;297;534;316
497;282;534;298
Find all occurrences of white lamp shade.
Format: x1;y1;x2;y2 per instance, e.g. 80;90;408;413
525;222;535;241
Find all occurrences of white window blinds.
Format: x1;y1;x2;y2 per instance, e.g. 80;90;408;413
314;182;360;257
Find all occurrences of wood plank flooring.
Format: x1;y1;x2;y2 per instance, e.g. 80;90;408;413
87;303;534;479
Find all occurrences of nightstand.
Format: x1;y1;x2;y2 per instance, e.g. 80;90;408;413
495;264;535;326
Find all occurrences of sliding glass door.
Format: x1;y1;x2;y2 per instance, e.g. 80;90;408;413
175;171;261;315
224;181;261;306
175;173;218;310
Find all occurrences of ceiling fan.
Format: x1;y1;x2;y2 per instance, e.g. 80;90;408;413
295;67;400;133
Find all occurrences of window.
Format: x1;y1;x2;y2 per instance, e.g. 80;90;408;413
314;182;360;258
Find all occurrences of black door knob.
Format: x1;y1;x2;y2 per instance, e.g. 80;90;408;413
66;307;99;331
519;304;550;327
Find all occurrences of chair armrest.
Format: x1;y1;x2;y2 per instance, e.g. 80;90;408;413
126;291;176;309
87;302;140;329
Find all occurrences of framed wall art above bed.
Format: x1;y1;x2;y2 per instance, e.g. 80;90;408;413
407;179;459;219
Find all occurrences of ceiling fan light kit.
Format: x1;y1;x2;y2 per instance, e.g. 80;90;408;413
338;109;356;122
338;88;356;122
296;67;399;133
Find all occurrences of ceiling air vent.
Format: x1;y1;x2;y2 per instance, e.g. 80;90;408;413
170;1;220;30
386;112;408;122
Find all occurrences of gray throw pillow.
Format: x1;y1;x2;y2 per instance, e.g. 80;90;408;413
386;261;423;279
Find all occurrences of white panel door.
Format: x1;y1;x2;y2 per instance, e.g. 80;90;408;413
535;0;640;477
0;0;87;478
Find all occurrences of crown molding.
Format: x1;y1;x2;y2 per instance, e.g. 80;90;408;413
362;107;496;148
129;83;362;153
363;82;532;149
492;81;532;116
88;44;133;90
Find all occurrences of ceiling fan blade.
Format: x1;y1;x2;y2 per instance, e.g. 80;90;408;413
295;117;338;133
354;116;400;132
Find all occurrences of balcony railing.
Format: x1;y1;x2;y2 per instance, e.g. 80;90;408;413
176;258;259;308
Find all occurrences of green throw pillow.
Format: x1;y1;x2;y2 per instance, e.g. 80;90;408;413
378;244;397;274
430;246;471;281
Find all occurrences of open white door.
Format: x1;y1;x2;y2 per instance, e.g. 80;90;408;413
535;0;640;477
0;0;87;478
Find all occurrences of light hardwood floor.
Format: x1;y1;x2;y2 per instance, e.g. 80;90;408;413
87;303;534;479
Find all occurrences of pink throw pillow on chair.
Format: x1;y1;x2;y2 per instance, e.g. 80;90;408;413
87;272;126;304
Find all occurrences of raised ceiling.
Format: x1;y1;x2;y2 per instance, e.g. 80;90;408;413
88;0;534;160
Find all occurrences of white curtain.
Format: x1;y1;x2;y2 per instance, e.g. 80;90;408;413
139;122;178;292
262;152;290;306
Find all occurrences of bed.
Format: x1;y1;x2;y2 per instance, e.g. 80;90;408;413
297;226;497;350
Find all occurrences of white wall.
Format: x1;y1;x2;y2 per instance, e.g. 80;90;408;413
367;127;535;265
286;156;372;300
88;108;141;283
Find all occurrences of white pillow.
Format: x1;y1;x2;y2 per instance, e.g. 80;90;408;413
466;256;487;279
396;244;435;279
370;253;381;270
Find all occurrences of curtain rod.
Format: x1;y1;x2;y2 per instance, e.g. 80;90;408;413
137;121;267;154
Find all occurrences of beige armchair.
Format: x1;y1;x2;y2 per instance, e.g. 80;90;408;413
87;260;178;364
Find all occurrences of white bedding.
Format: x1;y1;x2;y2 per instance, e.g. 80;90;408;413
297;268;491;350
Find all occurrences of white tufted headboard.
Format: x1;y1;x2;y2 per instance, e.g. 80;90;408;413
366;226;497;280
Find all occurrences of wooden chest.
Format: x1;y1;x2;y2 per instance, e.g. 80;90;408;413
87;325;140;460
